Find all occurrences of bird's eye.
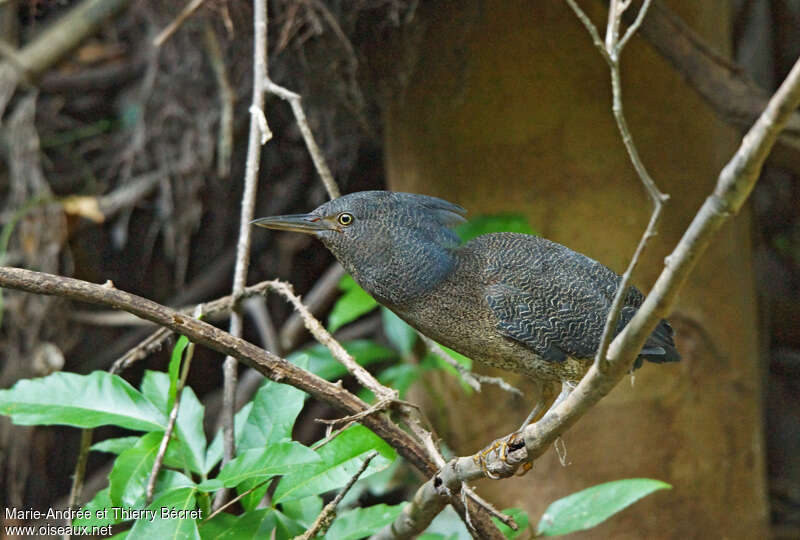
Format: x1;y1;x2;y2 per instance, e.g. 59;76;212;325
337;213;354;226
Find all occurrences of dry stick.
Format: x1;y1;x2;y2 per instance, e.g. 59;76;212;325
12;0;131;81
269;279;396;401
292;451;379;540
63;428;93;538
203;21;234;178
203;477;271;523
370;46;800;540
216;0;271;510
279;263;345;350
153;0;207;47
264;80;341;199
563;0;665;371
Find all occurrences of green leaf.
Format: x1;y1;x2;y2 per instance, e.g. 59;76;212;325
326;503;406;540
535;478;672;536
140;371;206;474
238;379;305;451
280;496;323;528
168;336;190;410
439;345;472;370
376;364;421;398
74;488;123;528
455;213;535;242
0;371;166;431
127;487;200;540
287;340;396;381
493;508;529;539
174;386;207;474
74;472;194;529
205;402;252;474
200;508;301;540
141;370;168;413
236;477;273;512
91;436;141;455
108;431;163;507
381;308;417;355
423;505;470;540
272;424;395;503
328;274;378;332
199;442;319;490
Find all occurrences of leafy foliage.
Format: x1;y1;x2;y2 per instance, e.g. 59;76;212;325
534;479;672;536
0;339;399;539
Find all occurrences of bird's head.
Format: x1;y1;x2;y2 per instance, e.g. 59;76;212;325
252;191;467;304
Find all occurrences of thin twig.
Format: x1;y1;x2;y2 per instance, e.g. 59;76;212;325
293;451;379;540
265;79;340;199
153;0;207;47
418;333;523;396
63;428;93;539
616;0;653;53
315;397;419;428
269;279;397;401
216;0;271;510
146;329;197;504
565;0;667;371
203;20;234;178
202;477;272;523
279;263;345;350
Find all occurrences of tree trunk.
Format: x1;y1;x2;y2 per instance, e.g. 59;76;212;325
381;0;769;537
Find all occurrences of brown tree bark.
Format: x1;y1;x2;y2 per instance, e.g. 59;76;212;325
381;0;768;537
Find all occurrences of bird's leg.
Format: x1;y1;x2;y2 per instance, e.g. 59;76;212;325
517;381;560;431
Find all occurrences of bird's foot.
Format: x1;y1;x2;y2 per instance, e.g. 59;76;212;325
473;430;528;479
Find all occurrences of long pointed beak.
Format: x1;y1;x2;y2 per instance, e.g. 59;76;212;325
251;213;333;234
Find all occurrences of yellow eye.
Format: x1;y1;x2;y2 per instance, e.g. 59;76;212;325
337;212;354;226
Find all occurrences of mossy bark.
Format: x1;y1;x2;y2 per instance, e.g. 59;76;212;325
381;1;768;537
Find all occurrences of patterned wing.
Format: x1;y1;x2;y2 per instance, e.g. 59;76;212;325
483;235;622;363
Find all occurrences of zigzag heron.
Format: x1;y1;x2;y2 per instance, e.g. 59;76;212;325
253;191;680;428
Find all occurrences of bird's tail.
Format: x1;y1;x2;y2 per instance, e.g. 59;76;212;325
634;319;681;369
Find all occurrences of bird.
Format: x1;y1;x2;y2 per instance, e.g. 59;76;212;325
253;190;680;427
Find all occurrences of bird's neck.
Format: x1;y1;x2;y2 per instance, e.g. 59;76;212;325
330;240;458;308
